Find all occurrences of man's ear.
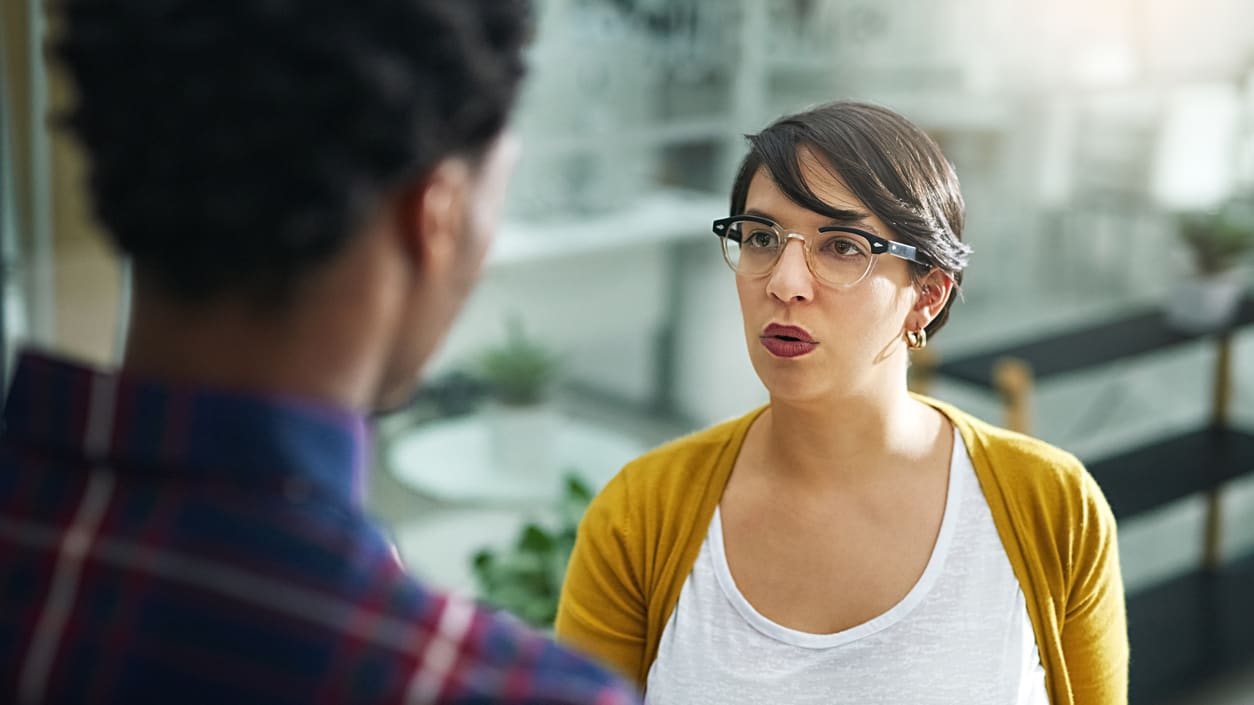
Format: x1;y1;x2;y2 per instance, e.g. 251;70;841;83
914;269;955;323
398;157;473;276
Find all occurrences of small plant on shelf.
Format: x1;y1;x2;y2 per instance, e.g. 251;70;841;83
470;474;594;628
1177;197;1254;275
1165;196;1254;333
476;315;563;476
477;315;561;406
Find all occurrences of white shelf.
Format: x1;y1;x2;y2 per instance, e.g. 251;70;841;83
387;412;647;506
521;118;732;153
766;56;839;74
490;188;727;267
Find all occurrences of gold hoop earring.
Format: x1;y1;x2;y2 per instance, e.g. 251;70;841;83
905;328;928;350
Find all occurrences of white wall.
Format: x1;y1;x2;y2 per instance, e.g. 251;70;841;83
670;241;768;427
427;246;669;406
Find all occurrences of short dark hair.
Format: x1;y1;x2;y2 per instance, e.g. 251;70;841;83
53;0;531;303
730;101;972;337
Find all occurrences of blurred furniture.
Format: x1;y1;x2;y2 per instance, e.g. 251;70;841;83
387;412;645;506
391;508;539;598
935;296;1254;704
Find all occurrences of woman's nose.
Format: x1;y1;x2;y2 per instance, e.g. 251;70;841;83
766;237;814;303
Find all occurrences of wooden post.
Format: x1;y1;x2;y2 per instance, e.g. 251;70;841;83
1203;334;1233;570
993;357;1034;435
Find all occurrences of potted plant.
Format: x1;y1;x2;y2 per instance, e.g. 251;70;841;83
477;316;562;479
471;474;593;628
1165;197;1254;333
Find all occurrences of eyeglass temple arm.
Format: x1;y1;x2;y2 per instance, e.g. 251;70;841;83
885;240;918;262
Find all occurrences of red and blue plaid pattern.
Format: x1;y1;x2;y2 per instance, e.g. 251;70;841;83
0;352;638;704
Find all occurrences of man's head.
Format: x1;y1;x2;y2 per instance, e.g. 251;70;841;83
53;0;531;409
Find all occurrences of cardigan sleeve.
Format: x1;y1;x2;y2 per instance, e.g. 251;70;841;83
555;471;649;686
1060;470;1129;705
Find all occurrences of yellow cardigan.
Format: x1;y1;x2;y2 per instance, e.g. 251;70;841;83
556;396;1128;704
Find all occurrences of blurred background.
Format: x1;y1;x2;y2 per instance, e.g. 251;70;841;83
4;0;1254;702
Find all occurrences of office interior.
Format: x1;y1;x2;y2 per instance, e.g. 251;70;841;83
4;1;1254;702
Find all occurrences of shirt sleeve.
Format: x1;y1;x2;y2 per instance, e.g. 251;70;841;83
1061;470;1130;705
443;600;644;704
555;472;650;688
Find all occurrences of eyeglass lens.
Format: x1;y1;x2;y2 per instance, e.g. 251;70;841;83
721;219;874;287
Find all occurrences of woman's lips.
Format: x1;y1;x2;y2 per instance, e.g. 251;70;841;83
760;337;818;357
760;323;818;358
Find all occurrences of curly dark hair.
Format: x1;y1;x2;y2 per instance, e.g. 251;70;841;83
52;0;531;303
730;101;973;338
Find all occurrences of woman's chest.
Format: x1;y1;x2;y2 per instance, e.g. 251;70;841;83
718;464;949;635
644;456;1049;705
646;593;1047;705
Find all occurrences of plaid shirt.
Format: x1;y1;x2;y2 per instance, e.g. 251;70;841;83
0;352;638;705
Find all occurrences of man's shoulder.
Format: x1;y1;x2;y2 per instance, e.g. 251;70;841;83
139;512;639;703
363;571;639;703
0;461;635;703
270;521;634;703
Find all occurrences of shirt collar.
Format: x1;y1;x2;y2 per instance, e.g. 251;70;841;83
4;351;371;508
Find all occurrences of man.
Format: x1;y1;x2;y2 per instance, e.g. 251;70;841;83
0;2;637;703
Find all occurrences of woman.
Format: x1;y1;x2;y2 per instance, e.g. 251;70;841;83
555;101;1127;704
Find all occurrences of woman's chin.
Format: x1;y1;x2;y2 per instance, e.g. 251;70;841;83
756;371;836;406
755;363;869;407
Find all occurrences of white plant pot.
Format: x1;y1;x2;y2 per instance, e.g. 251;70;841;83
1164;272;1247;334
486;403;559;484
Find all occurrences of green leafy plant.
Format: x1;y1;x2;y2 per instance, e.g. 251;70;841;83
1178;197;1254;275
477;316;560;406
470;474;594;628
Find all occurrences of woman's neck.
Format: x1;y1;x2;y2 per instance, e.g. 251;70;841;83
754;388;948;489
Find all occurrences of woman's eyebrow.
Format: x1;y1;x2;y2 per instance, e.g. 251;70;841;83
823;208;873;225
741;207;877;231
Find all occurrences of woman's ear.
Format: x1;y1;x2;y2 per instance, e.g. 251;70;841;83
914;269;955;323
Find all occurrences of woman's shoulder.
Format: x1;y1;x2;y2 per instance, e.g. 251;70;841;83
591;406;765;509
921;395;1079;470
932;397;1112;523
631;408;762;469
962;410;1085;475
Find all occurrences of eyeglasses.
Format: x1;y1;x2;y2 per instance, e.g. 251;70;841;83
712;215;921;288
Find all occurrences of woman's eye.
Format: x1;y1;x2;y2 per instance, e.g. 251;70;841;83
825;236;865;257
747;230;779;248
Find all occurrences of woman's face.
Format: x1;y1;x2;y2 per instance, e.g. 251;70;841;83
735;155;934;404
